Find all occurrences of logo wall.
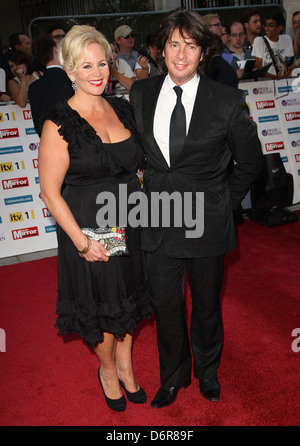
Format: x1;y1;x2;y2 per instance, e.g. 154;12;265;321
0;103;57;258
240;78;300;204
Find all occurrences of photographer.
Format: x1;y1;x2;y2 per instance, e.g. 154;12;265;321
136;32;162;80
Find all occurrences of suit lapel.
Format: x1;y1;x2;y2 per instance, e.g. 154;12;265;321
142;76;169;168
174;77;215;166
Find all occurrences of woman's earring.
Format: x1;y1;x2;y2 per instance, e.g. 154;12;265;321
72;80;77;93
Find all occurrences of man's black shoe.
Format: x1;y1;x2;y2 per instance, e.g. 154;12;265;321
199;378;220;402
151;380;191;408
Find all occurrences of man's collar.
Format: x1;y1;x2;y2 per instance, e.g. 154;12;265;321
46;64;64;69
162;73;200;98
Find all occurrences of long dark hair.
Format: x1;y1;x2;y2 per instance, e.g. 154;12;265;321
156;8;216;77
7;50;33;80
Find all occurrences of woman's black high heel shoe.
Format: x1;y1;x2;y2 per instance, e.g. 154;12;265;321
119;379;147;404
98;368;126;412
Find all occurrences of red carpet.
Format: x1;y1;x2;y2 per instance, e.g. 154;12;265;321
1;213;300;427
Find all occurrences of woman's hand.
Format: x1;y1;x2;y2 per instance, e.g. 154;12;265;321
80;239;111;263
0;93;11;102
14;68;26;80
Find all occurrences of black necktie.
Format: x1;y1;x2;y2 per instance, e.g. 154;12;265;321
169;86;186;166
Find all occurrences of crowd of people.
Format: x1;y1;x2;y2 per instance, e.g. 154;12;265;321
0;7;298;413
1;9;300;111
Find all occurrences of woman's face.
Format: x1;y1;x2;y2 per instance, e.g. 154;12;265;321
8;61;27;76
71;42;110;96
109;43;118;62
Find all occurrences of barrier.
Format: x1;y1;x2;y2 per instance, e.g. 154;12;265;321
1;78;300;258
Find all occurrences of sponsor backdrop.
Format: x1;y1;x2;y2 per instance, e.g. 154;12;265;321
1;78;300;257
239;78;300;205
0;103;56;258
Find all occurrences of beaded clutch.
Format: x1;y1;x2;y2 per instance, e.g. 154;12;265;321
81;226;129;256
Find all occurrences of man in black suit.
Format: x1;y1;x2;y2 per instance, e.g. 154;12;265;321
129;8;263;408
28;34;73;137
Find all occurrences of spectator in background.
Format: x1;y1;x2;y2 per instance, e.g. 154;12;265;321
221;25;230;48
252;12;294;79
135;32;162;80
207;34;239;88
114;25;138;70
103;42;118;96
111;25;138;90
7;50;43;107
111;25;147;91
203;13;236;69
0;67;11;102
2;32;44;73
47;23;66;47
28;34;73;136
8;32;32;57
223;21;253;79
292;28;300;69
292;11;300;35
203;13;223;38
240;8;262;49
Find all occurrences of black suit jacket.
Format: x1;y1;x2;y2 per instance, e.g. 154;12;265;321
28;67;74;136
130;75;264;258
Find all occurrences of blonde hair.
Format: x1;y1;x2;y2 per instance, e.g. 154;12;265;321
58;24;112;72
202;13;220;28
294;28;300;59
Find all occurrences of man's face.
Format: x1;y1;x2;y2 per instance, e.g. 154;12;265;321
116;32;135;52
209;17;223;37
264;19;282;42
246;14;261;36
229;23;246;50
292;13;300;33
50;28;66;46
163;28;203;86
16;34;32;57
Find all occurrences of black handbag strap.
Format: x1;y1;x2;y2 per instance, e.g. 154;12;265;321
262;36;279;74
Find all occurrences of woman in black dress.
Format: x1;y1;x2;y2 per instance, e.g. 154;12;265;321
38;25;152;412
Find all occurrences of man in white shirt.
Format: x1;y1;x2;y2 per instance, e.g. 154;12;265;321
252;12;294;79
130;8;263;409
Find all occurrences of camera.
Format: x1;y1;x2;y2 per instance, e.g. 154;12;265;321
138;46;158;67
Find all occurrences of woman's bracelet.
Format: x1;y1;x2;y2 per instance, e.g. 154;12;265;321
78;236;91;256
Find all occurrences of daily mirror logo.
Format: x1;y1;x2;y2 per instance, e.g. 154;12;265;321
12;226;39;240
265;142;285;152
0;128;19;139
256;100;275;110
2;177;29;189
285;112;300;121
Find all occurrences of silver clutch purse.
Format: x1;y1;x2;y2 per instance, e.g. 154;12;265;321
81;226;129;256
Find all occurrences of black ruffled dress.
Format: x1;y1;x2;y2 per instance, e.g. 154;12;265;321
47;97;152;346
